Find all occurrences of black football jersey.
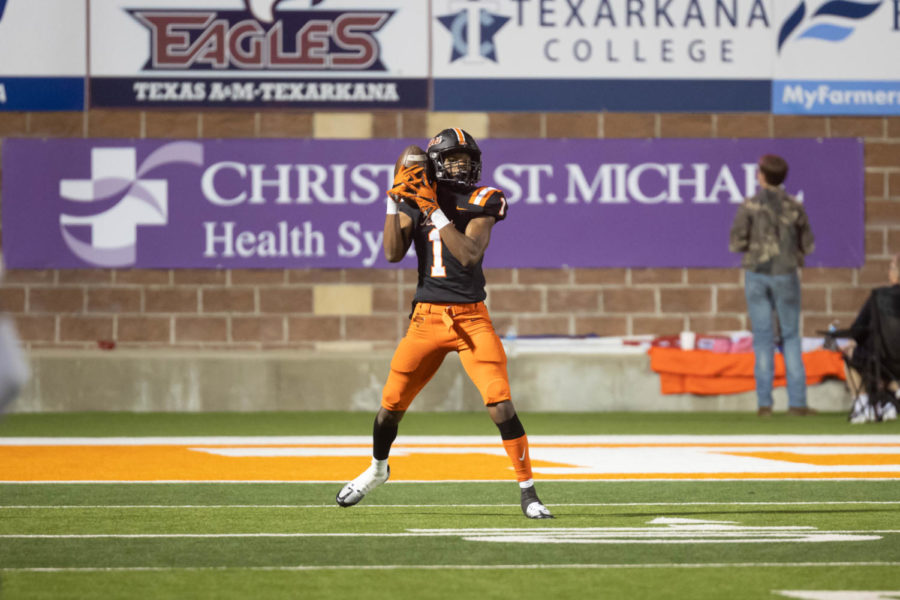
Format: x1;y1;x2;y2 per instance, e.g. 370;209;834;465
400;183;507;304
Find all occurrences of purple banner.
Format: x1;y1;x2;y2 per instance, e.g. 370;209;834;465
1;138;863;269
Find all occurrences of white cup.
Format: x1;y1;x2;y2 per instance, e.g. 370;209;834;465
679;331;696;350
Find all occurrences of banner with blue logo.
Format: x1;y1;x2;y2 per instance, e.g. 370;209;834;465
430;0;900;114
0;0;86;111
773;1;900;115
89;0;429;109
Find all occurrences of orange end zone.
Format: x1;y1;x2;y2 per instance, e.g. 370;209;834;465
2;441;900;482
0;446;535;482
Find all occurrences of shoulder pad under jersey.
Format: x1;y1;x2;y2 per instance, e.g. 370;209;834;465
459;186;507;221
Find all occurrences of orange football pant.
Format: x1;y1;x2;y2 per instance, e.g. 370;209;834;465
382;302;510;412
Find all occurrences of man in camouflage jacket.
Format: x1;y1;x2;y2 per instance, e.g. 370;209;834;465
729;154;815;417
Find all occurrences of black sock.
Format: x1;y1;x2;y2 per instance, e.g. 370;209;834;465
373;418;398;460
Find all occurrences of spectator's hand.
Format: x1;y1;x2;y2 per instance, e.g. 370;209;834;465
841;339;857;357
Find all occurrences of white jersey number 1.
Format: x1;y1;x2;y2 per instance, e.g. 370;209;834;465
429;228;446;277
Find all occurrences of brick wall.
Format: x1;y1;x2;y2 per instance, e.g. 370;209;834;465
1;111;898;350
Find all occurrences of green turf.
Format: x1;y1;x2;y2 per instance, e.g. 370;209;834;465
4;566;899;600
2;410;898;437
3;480;900;507
1;481;899;599
1;412;898;599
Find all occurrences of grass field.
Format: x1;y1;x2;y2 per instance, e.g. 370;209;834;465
1;412;898;600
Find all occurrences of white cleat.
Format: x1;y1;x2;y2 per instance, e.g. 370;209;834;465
336;465;389;507
849;404;866;424
849;408;873;425
523;500;554;519
520;487;554;519
849;397;874;425
881;402;897;421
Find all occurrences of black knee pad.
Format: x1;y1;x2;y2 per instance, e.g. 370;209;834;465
496;414;526;441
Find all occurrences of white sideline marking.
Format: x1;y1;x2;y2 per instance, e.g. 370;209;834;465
186;444;900;476
777;592;900;600
4;532;893;540
410;520;885;544
5;478;900;483
3;528;897;540
3;562;900;573
189;445;900;458
2;501;900;510
772;590;900;600
0;534;442;539
2;435;899;446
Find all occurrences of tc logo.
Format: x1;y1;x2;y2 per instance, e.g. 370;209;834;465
58;142;203;267
244;0;326;23
437;1;509;63
778;0;887;52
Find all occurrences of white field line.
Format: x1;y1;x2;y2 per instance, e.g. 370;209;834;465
4;530;900;539
4;477;900;484
2;435;900;445
3;562;900;573
2;501;900;509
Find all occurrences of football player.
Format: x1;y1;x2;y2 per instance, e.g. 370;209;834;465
336;128;553;519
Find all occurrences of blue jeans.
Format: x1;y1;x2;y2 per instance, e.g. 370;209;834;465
744;270;807;409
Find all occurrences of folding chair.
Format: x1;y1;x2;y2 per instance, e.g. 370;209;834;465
824;285;900;423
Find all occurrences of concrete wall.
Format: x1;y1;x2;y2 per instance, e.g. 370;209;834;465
11;347;851;413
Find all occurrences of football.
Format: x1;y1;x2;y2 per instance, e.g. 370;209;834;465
392;144;435;208
394;144;430;176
